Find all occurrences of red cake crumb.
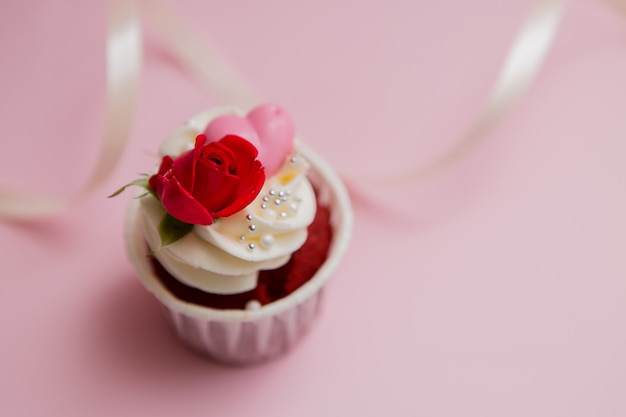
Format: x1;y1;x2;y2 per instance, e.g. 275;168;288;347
150;200;333;310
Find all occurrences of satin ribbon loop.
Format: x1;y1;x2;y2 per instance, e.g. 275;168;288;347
0;0;141;219
377;0;566;185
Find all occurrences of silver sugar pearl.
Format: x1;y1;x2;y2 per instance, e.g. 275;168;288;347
261;203;268;209
263;196;269;202
246;214;253;221
274;199;282;206
280;212;287;218
269;189;276;196
248;224;256;232
248;243;256;250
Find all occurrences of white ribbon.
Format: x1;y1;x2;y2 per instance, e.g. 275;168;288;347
380;0;566;184
386;0;624;184
140;0;261;109
0;0;624;220
0;0;141;219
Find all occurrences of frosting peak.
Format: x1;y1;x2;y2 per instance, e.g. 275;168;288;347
140;105;317;295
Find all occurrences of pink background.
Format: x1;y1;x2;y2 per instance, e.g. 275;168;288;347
1;0;625;415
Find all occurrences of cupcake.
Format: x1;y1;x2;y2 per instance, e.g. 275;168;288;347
119;104;352;365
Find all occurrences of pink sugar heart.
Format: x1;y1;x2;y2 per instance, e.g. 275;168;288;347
204;104;295;176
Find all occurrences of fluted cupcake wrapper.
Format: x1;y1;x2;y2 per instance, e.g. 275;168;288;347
160;287;324;364
125;142;352;365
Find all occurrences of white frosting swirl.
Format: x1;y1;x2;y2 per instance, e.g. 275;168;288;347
137;107;316;295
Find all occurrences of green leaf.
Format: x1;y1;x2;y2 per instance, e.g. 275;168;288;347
108;178;151;198
157;214;193;248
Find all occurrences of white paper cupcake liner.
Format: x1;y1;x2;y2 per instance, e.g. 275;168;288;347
125;143;352;365
158;287;324;363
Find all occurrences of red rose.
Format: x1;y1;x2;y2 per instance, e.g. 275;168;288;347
148;134;265;225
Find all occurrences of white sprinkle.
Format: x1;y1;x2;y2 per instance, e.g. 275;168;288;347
260;234;275;248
